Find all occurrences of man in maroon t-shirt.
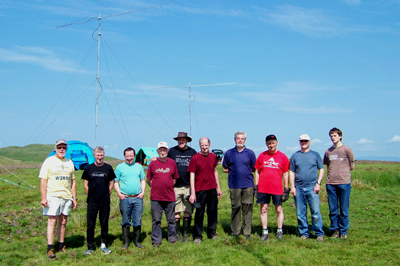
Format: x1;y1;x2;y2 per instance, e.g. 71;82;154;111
147;142;179;248
188;137;222;244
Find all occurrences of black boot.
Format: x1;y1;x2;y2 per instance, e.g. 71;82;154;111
121;227;130;250
183;217;191;242
133;226;144;249
175;219;183;242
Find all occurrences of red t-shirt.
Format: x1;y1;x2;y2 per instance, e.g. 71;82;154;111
147;158;179;201
187;152;218;191
255;150;289;195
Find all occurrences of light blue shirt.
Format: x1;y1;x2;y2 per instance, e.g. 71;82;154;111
114;162;145;195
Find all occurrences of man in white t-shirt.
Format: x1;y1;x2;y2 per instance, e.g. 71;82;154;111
39;139;77;259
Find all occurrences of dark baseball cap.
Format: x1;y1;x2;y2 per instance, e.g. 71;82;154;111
265;135;277;142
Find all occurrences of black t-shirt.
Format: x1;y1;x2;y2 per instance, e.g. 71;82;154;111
81;163;116;203
168;145;197;187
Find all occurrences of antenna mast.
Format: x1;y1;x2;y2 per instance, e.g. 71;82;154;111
56;2;174;146
155;82;236;137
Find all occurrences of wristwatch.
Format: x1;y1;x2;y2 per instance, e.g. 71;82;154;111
73;198;78;201
316;181;321;185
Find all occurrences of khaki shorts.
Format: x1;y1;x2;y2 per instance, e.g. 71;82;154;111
175;186;193;214
42;196;72;216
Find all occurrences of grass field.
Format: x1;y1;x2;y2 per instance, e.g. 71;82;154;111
1;162;400;266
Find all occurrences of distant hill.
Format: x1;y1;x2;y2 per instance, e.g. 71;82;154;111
357;156;400;162
0;144;117;165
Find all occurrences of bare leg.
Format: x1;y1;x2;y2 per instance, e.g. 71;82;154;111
47;216;57;244
260;204;269;229
275;205;284;228
57;214;68;243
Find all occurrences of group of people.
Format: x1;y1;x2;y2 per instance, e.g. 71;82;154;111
39;127;355;259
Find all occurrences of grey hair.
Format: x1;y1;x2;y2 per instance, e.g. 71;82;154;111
234;131;247;140
93;146;104;154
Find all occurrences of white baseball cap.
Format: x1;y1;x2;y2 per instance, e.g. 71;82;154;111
157;142;168;149
299;134;311;141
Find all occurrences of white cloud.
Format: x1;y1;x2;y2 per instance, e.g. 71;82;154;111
312;139;323;143
286;146;299;152
357;138;373;144
389;135;400;143
0;46;80;72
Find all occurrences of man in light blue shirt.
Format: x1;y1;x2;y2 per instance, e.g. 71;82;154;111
114;147;146;250
289;134;325;242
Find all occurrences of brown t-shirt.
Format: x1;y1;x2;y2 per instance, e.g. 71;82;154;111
324;145;355;185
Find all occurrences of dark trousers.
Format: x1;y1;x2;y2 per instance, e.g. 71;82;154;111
193;189;218;239
151;200;176;244
87;201;110;249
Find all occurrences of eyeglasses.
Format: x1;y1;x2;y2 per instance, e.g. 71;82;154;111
57;146;67;150
300;140;309;143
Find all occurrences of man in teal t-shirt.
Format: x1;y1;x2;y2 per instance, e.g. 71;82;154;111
114;147;146;249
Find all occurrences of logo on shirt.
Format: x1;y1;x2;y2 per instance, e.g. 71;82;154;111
329;154;343;161
175;156;191;166
55;176;70;180
263;158;279;169
92;172;106;178
155;168;171;174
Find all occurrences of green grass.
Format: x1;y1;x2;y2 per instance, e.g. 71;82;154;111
1;164;400;265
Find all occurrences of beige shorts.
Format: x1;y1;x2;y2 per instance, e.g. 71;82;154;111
42;196;72;216
175;186;192;214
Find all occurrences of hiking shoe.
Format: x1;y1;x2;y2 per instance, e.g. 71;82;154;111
153;243;161;248
340;234;348;240
101;247;112;255
276;231;284;240
58;246;67;253
260;233;269;242
85;249;94;255
211;235;218;240
331;230;340;239
316;236;324;242
193;238;202;244
47;249;56;259
245;235;251;240
134;243;144;249
300;235;308;240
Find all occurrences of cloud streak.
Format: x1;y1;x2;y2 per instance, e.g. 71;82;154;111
389;135;400;143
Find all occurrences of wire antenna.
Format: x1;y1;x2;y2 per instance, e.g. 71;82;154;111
57;1;174;146
155;82;236;138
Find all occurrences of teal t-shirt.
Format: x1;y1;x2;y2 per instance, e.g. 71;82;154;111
114;162;145;195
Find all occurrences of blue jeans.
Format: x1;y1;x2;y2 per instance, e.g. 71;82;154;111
119;197;143;228
326;183;351;235
294;186;324;237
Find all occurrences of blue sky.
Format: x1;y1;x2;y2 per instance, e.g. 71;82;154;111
0;0;399;160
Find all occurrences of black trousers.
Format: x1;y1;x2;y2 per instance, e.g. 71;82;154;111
87;201;110;249
193;189;218;239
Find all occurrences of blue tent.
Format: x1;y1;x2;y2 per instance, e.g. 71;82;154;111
48;140;95;170
135;147;158;166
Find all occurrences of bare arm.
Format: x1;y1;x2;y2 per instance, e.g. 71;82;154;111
314;168;325;193
255;169;260;186
222;167;229;173
71;179;77;209
40;178;48;207
282;171;289;188
109;180;114;195
84;180;89;195
350;163;355;171
215;167;222;198
289;171;296;196
113;181;125;200
189;172;196;203
138;179;146;199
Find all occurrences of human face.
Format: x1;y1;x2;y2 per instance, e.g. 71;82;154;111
55;145;67;159
124;150;135;165
266;140;278;153
177;137;188;150
235;134;246;148
200;138;210;155
299;140;310;150
330;133;341;145
94;151;104;166
157;147;169;160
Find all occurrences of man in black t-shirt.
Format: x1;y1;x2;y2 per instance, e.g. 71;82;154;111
82;146;116;255
168;132;197;241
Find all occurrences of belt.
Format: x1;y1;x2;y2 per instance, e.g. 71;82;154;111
122;193;139;198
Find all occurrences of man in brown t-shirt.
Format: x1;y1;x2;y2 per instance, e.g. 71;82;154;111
324;127;355;240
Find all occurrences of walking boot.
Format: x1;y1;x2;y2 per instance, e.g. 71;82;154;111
183;216;192;242
175;218;183;242
121;227;130;250
133;226;145;249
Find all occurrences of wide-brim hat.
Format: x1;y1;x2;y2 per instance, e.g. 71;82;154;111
173;132;192;142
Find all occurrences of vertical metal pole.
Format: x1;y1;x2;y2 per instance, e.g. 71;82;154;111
95;14;101;146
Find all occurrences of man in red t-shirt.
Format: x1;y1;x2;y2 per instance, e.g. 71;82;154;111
147;142;179;248
188;137;222;244
255;135;289;241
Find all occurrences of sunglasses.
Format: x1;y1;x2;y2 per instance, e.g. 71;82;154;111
300;140;309;143
57;146;67;150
